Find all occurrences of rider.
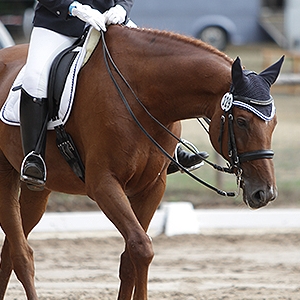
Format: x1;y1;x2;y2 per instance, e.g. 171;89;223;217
20;0;207;191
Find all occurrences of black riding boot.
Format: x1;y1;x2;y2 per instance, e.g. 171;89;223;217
167;145;209;175
20;89;48;191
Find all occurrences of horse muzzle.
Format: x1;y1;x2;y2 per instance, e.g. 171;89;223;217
241;180;278;209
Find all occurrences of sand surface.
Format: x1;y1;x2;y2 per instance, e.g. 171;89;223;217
4;229;300;299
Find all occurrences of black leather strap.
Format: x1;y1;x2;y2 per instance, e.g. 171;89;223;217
239;149;274;163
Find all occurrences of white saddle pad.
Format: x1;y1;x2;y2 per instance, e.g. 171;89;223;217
0;27;100;130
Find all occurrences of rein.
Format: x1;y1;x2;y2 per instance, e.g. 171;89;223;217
100;31;248;198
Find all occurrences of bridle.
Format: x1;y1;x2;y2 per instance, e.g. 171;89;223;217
100;30;275;198
218;90;274;178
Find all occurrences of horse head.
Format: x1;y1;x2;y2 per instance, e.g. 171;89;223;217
209;56;284;209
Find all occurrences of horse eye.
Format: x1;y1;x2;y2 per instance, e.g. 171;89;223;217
236;117;247;128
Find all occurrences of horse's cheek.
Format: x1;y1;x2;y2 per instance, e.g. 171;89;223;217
208;113;222;155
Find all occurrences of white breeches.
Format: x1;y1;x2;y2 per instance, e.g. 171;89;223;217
22;27;77;98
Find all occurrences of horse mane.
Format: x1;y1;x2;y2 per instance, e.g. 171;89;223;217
127;26;233;64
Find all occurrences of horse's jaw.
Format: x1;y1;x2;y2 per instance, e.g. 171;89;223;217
241;178;278;209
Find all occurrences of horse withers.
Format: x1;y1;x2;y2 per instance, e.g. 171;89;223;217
0;25;283;300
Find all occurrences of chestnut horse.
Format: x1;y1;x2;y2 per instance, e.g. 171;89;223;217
0;25;283;299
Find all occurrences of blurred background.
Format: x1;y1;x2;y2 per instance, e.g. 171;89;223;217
0;0;299;211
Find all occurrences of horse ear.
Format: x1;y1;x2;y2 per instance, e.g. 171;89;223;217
259;55;285;86
231;57;247;90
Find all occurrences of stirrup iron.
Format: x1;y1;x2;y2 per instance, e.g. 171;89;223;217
20;151;47;191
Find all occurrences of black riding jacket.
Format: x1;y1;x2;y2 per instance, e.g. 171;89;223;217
34;0;134;37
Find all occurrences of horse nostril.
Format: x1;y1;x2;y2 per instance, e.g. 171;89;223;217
248;190;267;209
251;186;277;208
256;190;266;202
251;189;264;204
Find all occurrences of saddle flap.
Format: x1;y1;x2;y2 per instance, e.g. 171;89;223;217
47;34;86;120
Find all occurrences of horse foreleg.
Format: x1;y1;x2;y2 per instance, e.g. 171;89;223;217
12;184;50;300
87;175;155;300
120;176;166;300
0;238;12;299
0;153;20;299
117;230;153;300
0;153;49;300
0;238;37;299
118;250;135;299
19;183;51;238
0;168;38;300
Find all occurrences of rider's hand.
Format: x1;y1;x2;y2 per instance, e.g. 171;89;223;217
69;1;106;32
103;5;126;25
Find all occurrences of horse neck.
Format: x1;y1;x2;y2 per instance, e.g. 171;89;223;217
104;26;233;123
